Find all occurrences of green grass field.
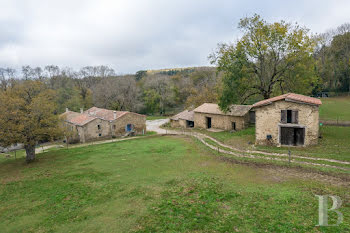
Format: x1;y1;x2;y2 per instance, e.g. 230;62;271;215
0;136;349;232
146;115;168;120
320;96;350;121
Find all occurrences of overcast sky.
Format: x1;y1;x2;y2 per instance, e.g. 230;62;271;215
1;0;350;74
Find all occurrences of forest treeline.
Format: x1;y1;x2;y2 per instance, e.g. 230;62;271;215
0;65;220;115
1;20;350;115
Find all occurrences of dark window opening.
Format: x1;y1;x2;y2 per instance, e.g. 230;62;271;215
206;117;212;129
97;125;101;130
187;120;194;128
113;125;116;130
99;133;102;137
249;111;255;124
287;110;292;123
232;122;236;130
282;110;299;124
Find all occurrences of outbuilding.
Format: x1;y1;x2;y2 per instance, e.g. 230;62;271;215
170;110;195;128
252;93;322;146
193;103;252;131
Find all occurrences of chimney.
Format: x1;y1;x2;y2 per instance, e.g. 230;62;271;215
80;108;83;113
113;111;117;120
66;107;69;112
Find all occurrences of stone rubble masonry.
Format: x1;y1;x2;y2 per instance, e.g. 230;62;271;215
254;100;319;146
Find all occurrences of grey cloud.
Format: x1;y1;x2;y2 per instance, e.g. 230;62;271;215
0;0;350;73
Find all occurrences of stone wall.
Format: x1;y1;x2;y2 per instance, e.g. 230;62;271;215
194;112;249;131
170;119;180;128
111;113;146;136
255;100;319;146
71;113;146;143
179;119;188;128
80;118;111;142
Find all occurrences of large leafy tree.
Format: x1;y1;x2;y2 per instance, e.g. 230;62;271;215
210;14;318;110
315;24;350;93
328;32;350;92
0;80;62;163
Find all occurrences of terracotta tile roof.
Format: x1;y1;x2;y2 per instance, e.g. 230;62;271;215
193;103;252;117
62;107;145;126
69;114;96;126
60;111;81;121
252;93;322;108
85;107;128;121
170;110;194;121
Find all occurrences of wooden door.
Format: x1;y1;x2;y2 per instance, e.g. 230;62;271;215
280;127;294;145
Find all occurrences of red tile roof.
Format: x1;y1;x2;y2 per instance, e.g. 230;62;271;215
85;107;128;121
252;93;322;108
69;114;96;126
62;107;146;126
60;111;80;121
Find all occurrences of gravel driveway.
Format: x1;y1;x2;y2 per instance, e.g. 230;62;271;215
146;119;170;134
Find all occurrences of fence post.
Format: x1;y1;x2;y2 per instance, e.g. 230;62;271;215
288;149;291;165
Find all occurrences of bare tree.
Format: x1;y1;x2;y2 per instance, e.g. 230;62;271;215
0;68;17;91
93;76;142;112
44;65;60;78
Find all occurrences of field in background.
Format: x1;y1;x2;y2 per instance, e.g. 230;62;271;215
0;136;349;232
320;96;350;121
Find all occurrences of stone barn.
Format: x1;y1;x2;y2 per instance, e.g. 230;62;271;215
170;110;194;128
60;107;146;143
193;103;252;131
252;93;322;146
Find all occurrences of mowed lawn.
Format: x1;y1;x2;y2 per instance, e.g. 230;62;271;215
0;136;349;232
320;96;350;121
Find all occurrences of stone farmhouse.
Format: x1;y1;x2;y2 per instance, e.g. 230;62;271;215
171;103;252;131
253;93;322;146
60;107;146;143
194;103;252;131
170;110;195;128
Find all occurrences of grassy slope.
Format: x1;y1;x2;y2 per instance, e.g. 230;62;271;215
0;136;349;232
190;126;350;162
320;96;350;121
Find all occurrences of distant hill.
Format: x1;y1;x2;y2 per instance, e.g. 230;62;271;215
146;66;215;76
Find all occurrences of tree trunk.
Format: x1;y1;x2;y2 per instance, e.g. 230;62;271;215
25;145;36;163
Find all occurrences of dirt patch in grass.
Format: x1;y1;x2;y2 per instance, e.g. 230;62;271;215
216;156;350;187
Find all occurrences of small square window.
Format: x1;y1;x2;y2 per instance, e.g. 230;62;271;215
99;133;102;137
